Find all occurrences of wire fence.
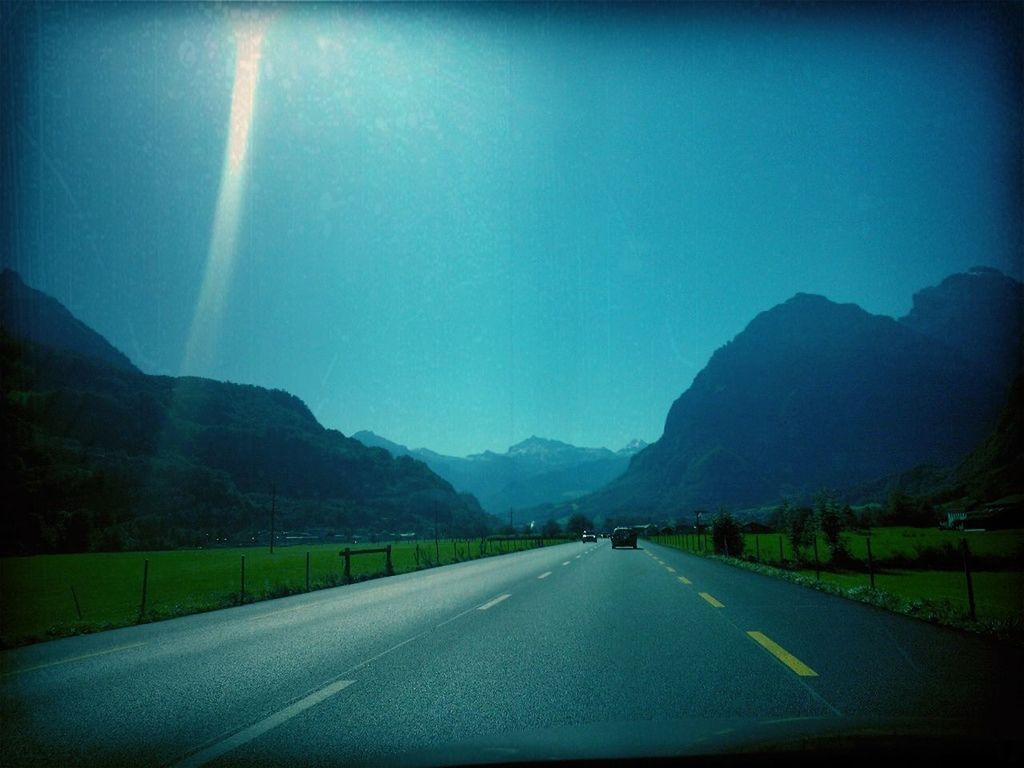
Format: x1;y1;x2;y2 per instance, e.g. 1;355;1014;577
648;531;1023;625
0;536;571;647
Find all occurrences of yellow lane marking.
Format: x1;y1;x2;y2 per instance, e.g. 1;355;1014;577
677;576;692;585
747;631;818;677
2;642;147;677
665;566;676;573
537;571;552;579
698;592;725;608
477;594;511;611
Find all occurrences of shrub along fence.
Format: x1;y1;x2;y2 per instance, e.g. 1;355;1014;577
648;529;1024;625
0;536;569;648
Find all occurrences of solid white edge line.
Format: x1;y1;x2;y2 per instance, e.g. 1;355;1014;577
477;593;512;611
170;679;355;768
1;642;147;677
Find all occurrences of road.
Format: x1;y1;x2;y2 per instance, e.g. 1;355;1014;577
1;539;1020;766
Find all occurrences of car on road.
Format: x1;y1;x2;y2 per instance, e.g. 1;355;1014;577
610;526;637;549
581;531;597;542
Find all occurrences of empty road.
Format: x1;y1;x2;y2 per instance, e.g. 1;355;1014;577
1;539;1020;766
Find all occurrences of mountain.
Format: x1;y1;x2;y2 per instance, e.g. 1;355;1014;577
852;372;1023;508
618;439;649;455
352;430;414;458
1;276;494;554
0;269;138;372
951;371;1023;505
353;432;644;516
577;271;1020;521
900;266;1022;387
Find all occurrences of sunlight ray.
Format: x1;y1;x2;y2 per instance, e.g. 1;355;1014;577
182;17;267;375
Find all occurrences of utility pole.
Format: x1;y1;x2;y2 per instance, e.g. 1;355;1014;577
270;483;276;554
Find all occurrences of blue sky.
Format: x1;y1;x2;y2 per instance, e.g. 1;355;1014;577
3;2;1021;456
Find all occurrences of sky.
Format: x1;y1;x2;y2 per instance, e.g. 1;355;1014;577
2;1;1021;457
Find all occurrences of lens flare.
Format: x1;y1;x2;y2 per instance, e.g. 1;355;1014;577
183;17;267;375
225;22;264;174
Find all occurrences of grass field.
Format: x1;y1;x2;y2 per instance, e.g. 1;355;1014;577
653;527;1024;566
649;528;1024;627
792;569;1024;622
0;537;564;648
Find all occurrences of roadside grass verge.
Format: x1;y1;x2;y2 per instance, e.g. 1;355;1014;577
0;537;566;648
648;532;1024;643
657;528;1024;569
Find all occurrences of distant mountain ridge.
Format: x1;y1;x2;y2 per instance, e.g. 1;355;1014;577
0;273;495;553
574;269;1021;521
353;431;647;516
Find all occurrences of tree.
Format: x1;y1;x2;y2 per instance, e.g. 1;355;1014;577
784;505;815;558
883;488;938;527
566;513;593;537
768;500;791;532
814;489;847;560
711;508;744;557
885;488;914;524
542;518;562;537
840;504;857;531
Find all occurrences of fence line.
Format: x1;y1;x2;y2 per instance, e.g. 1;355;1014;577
9;537;575;642
647;532;1011;624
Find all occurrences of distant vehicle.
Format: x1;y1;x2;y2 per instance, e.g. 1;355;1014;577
582;531;597;543
611;527;637;549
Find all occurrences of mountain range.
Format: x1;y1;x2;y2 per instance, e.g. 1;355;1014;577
0;270;495;553
353;431;647;518
571;266;1022;522
2;265;1020;552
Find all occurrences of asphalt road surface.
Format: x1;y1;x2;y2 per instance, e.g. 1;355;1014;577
2;539;1021;766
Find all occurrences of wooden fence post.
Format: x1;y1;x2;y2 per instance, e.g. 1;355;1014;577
240;555;246;604
961;538;976;621
138;559;149;622
386;544;394;575
866;537;875;590
71;585;83;620
305;551;310;592
343;547;352;583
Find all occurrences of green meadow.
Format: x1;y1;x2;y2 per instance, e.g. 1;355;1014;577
792;568;1024;622
0;538;562;648
654;527;1024;565
650;528;1024;627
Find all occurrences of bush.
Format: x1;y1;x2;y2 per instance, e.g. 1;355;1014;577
712;508;744;557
